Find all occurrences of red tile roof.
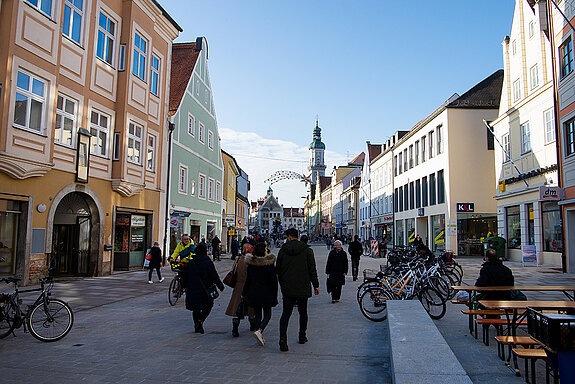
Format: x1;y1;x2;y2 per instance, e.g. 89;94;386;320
169;42;200;116
349;152;365;165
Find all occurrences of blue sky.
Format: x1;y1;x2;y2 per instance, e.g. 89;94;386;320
162;0;516;207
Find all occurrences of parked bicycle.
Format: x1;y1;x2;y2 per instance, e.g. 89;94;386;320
0;275;74;342
168;262;185;306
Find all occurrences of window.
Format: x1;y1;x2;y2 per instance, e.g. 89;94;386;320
63;0;83;44
90;110;110;157
529;21;535;38
542;202;563;252
146;134;155;172
512;39;517;55
393;188;398;213
118;45;126;71
398;152;402;174
398;186;403;212
520;122;531;154
55;94;77;146
429;173;436;206
565;119;575;156
13;71;46;133
487;124;495;150
527;203;535;245
414;141;419;165
394;155;398;176
190;180;196;195
113;132;120;160
199;123;205;144
208;130;214;150
216;181;222;202
26;0;52;17
422;176;428;207
178;165;188;194
437;170;445;204
415;179;421;208
127;122;143;164
150;55;160;95
196;79;199;95
403;149;407;171
421;136;426;162
506;206;521;249
502;133;511;162
560;38;573;79
208;178;215;201
409;182;414;210
198;174;206;198
409;145;413;168
544;109;555;144
132;32;147;80
96;12;115;65
188;114;195;136
404;184;408;211
436;125;443;154
513;79;521;101
428;131;434;158
530;64;539;89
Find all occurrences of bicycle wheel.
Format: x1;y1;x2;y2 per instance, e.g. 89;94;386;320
0;301;17;339
27;299;74;342
356;280;380;303
359;287;392;322
427;276;450;302
418;286;446;320
168;277;181;306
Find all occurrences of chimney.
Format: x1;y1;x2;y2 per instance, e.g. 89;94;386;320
195;37;203;52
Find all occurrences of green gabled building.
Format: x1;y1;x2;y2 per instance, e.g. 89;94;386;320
168;37;223;251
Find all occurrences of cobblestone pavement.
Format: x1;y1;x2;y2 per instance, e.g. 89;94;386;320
0;244;391;384
435;256;574;384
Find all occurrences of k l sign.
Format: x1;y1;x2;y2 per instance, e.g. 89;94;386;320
457;203;474;212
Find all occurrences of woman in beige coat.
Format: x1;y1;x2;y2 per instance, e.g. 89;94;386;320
225;243;253;337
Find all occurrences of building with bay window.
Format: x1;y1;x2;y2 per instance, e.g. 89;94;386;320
491;0;561;266
0;0;181;283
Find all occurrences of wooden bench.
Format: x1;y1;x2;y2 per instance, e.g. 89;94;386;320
475;318;528;346
512;348;557;384
451;299;468;305
494;336;540;360
461;309;506;338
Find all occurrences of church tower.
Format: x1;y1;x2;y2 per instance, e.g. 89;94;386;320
308;120;326;186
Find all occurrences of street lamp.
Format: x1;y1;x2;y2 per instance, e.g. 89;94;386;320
163;120;176;263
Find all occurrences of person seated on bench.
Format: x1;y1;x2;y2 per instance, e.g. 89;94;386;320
476;248;514;300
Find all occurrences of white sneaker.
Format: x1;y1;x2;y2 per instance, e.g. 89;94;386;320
159;278;164;282
148;281;153;284
253;330;265;346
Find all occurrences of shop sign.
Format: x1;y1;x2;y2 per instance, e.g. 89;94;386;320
417;208;424;217
228;229;236;235
171;212;190;217
170;218;180;228
522;245;538;266
382;215;393;223
539;186;564;201
225;216;235;225
131;215;146;227
116;214;131;226
456;203;474;212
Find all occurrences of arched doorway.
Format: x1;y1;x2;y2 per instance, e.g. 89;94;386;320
52;193;93;276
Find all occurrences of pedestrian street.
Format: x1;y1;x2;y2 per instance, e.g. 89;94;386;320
0;244;391;384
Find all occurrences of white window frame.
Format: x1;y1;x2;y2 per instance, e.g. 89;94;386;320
13;70;46;134
208;130;214;150
199;122;205;144
502;133;511;163
96;11;116;66
198;174;207;199
513;79;522;101
520;122;531;154
178;165;188;194
216;181;222;202
26;0;53;18
146;134;156;172
421;136;426;162
89;109;110;157
428;131;434;158
127;121;143;165
529;21;535;39
132;32;147;81
187;113;195;136
55;93;78;147
150;54;160;96
195;79;200;95
208;178;215;201
530;64;539;90
63;0;84;45
436;125;443;154
512;39;517;55
544;109;556;144
414;140;419;165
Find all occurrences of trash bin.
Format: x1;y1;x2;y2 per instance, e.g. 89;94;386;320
483;236;506;260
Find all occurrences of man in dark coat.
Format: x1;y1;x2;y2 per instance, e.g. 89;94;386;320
276;228;319;352
185;242;225;333
476;248;515;300
147;241;163;284
211;236;221;261
347;235;363;281
230;236;240;260
326;240;349;303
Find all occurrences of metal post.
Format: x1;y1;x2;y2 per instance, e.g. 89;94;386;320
162;121;175;264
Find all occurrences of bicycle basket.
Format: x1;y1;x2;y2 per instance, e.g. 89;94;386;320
363;269;380;281
170;262;184;272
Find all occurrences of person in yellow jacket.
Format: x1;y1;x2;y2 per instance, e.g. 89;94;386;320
170;234;196;264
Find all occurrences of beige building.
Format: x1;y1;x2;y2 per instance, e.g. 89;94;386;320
0;0;181;283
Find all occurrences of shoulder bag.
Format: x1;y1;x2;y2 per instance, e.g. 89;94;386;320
191;258;219;300
223;259;238;288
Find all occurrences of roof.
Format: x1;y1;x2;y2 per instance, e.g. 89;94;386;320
221;149;240;173
319;176;331;192
283;208;304;217
349;152;365;165
367;143;382;162
151;0;183;32
447;69;504;109
169;42;200;116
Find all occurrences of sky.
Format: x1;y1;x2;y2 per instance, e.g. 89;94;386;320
162;0;517;207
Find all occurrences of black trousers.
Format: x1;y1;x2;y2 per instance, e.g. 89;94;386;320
253;305;272;332
279;297;308;341
192;301;214;324
351;258;360;280
331;285;342;301
148;266;162;281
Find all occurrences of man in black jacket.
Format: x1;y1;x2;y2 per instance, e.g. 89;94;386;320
476;248;515;300
276;228;320;352
348;235;363;281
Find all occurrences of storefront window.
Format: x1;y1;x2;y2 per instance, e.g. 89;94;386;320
542;202;563;252
0;200;21;275
431;214;445;252
457;213;497;256
396;220;404;247
406;218;415;244
506;206;521;249
527;203;534;245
